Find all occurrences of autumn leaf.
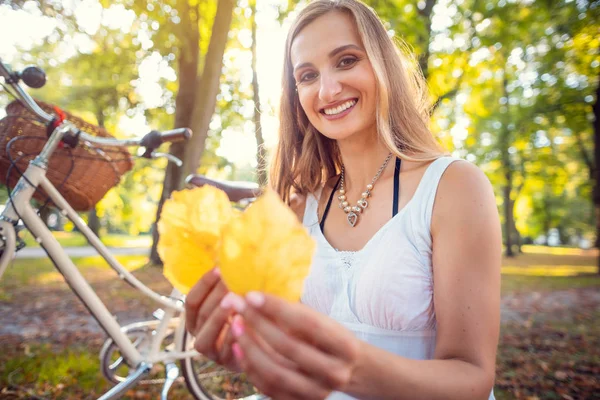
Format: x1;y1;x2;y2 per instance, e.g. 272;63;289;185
157;186;235;294
219;189;315;302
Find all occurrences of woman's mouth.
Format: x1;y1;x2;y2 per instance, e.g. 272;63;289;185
320;99;358;120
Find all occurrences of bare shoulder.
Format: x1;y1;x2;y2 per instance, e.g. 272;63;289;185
432;160;498;235
289;192;307;223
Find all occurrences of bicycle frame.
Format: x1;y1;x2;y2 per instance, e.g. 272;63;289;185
0;122;198;398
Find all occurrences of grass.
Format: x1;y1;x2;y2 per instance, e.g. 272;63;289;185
21;231;152;248
0;255;148;286
0;343;195;399
0;255;149;302
0;245;599;399
1;344;103;393
500;246;599;296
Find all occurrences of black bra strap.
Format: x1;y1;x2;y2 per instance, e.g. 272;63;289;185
320;175;341;232
392;158;401;216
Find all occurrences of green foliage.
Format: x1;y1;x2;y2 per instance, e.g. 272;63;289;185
1;0;597;244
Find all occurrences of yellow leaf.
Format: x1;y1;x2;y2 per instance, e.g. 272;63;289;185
158;186;234;294
219;189;315;302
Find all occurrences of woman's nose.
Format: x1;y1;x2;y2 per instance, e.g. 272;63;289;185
318;72;342;103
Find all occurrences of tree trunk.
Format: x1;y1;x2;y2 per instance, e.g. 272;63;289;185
183;0;236;177
38;207;53;228
592;70;600;274
87;208;101;237
150;0;235;265
503;173;514;257
416;0;437;80
513;152;528;253
542;195;551;246
251;0;267;187
149;0;201;265
510;212;522;253
499;70;515;257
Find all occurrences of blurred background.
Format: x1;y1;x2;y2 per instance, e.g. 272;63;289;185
0;0;598;399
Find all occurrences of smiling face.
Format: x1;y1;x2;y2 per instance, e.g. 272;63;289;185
290;11;378;142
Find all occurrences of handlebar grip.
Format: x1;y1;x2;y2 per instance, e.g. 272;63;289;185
20;66;46;89
140;128;192;149
159;128;192;143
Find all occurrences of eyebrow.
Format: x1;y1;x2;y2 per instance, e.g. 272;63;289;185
293;44;364;72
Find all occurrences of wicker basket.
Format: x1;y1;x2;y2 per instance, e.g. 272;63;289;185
0;100;133;211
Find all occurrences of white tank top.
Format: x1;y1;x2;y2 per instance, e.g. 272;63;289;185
301;156;495;399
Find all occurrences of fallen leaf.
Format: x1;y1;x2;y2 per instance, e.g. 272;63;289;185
554;370;568;381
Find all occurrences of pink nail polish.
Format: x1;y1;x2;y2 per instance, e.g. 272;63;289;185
230;294;246;313
232;343;244;360
213;267;221;277
231;317;245;338
246;291;265;307
220;293;232;309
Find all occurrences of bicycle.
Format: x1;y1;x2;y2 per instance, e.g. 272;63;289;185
0;59;264;400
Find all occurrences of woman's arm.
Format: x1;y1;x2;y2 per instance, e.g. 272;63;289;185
345;160;501;400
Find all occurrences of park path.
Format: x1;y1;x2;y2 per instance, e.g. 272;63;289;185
15;246;149;258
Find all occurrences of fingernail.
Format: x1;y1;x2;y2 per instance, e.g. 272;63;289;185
231;316;245;338
220;293;232;309
246;291;265;307
229;293;246;313
232;343;244;361
213;267;221;277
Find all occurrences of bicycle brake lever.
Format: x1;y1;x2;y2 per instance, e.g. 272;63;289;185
152;152;183;167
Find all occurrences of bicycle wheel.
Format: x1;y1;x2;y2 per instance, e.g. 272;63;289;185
100;320;177;385
179;330;266;400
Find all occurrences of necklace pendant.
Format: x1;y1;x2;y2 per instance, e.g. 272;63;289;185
347;211;358;227
358;198;368;209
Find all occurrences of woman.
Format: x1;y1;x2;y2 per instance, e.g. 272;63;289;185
185;0;501;399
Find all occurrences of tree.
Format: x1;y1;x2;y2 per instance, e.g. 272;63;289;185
250;0;267;187
149;0;236;264
593;70;600;272
2;2;145;236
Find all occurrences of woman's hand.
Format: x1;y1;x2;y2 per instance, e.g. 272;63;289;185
224;292;361;400
185;268;239;371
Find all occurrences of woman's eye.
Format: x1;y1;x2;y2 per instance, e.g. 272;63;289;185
338;57;358;68
299;72;318;82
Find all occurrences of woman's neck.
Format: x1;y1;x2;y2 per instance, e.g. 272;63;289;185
337;134;393;192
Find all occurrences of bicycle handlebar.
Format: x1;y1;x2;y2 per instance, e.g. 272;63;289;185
75;127;192;149
139;128;192;148
0;59;54;124
1;58;192;155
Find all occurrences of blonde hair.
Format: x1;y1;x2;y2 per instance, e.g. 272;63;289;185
270;0;448;203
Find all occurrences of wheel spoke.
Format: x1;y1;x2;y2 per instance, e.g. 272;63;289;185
109;355;124;371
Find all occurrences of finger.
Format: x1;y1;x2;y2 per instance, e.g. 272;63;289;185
233;321;331;400
185;268;221;333
242;304;352;390
193;292;232;359
218;325;236;369
192;281;228;336
245;292;358;361
251;323;299;370
221;295;297;370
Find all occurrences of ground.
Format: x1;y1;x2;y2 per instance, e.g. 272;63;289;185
0;245;599;399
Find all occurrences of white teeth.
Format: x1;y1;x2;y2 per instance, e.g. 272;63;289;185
324;99;357;115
